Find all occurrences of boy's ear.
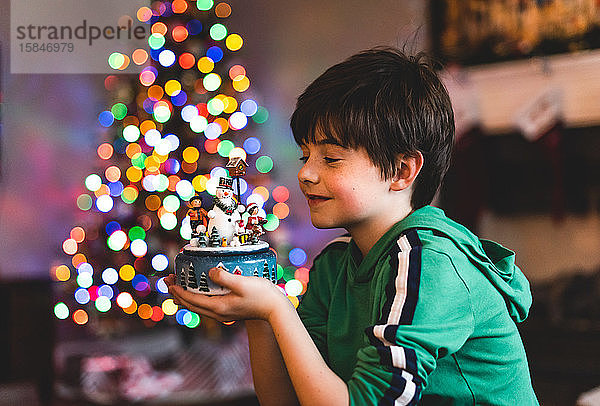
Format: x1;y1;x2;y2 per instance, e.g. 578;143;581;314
390;151;424;191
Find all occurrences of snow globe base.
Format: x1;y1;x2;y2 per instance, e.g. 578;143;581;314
174;241;277;295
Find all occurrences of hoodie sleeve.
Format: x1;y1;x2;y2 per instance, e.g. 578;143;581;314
346;233;475;405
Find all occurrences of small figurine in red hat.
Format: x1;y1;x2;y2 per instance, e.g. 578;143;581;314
245;203;267;244
187;194;208;247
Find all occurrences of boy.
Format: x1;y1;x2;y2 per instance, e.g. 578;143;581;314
166;47;538;405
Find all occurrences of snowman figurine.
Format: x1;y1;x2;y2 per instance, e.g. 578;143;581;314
207;177;245;246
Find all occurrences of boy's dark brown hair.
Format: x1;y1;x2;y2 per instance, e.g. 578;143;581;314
290;47;455;209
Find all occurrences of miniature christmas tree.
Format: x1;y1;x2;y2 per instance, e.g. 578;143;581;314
187;263;198;289
253;268;259;277
197;231;208;247
209;226;221;247
262;261;269;279
198;273;210;293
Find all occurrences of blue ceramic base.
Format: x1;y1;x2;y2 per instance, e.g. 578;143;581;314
175;241;277;295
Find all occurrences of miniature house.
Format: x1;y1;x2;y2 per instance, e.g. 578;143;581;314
226;157;249;177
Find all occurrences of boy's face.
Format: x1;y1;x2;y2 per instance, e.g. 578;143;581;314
298;133;395;233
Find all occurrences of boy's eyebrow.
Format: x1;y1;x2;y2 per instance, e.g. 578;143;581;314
315;139;345;147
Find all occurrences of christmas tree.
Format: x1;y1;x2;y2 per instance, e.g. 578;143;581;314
51;0;286;332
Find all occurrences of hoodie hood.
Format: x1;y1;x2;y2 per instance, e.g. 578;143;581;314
396;205;532;323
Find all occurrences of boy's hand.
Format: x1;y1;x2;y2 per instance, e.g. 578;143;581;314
164;268;289;323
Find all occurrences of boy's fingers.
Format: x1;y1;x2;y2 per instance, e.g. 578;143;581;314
208;267;240;288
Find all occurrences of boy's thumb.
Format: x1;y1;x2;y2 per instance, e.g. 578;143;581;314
208;267;237;287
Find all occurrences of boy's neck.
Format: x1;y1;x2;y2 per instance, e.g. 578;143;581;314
348;204;414;258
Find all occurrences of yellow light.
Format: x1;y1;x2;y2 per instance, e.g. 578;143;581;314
148;85;164;101
119;264;135;281
165;80;182;96
223;96;238;113
126;143;142;158
144;155;161;172
54;265;70;282
151;22;168;35
197;56;214;73
183;146;200;163
273;202;290;219
162;299;178;315
225;33;243;51
232;76;250;92
126;167;143;182
192;175;209;192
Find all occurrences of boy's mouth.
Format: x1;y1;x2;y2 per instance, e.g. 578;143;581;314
306;194;331;206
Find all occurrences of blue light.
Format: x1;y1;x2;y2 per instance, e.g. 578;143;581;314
156;277;168;294
240;99;258;116
186;19;202;35
108;181;124;197
289;248;307;266
243;137;261;154
105;221;121;236
74;288;90;305
171;90;187;106
98;111;115;127
98;284;114;300
132;274;149;291
175;309;189;325
206;46;223;63
143;98;155;114
150;47;162;62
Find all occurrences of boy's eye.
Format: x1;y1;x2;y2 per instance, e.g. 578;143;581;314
299;156;309;163
324;157;340;163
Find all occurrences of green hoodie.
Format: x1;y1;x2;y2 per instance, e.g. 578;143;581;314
297;205;538;405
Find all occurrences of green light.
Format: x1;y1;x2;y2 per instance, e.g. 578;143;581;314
263;213;279;231
276;264;283;280
186;312;201;328
111;103;127;120
196;0;214;11
128;226;146;241
108;52;125;69
95;296;111;312
209;23;227;41
156;174;169;192
283;266;295;282
217;140;234;157
54;302;69;320
148;33;166;49
253;106;269;124
203;73;221;92
256;156;273;173
77;194;93;211
131;153;147;169
207;98;225;116
163;195;181;212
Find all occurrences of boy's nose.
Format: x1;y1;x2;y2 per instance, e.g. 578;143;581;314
297;161;318;184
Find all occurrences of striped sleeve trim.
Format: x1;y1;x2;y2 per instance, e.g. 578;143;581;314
366;229;423;406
